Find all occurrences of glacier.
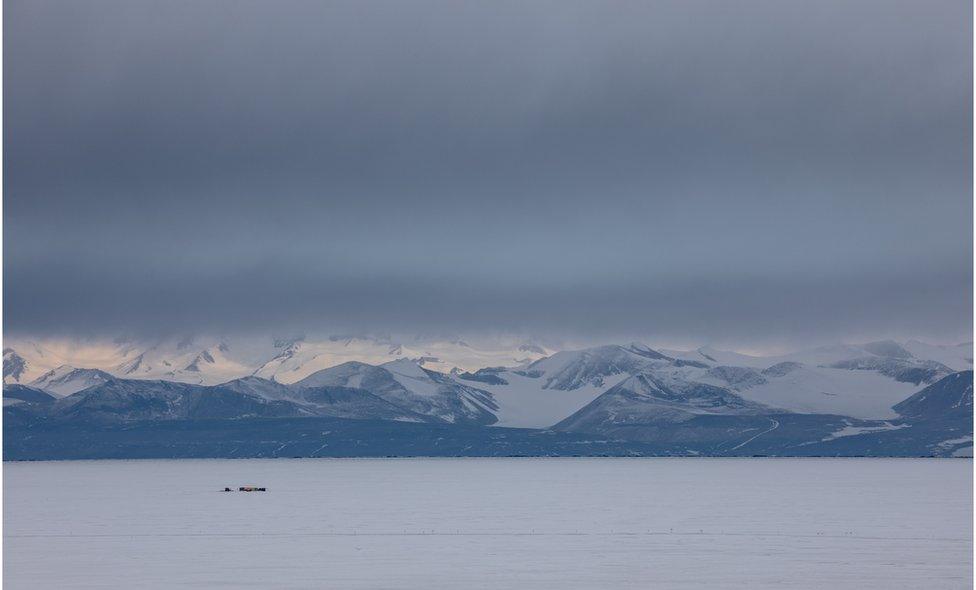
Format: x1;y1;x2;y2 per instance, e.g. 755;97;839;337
4;337;973;459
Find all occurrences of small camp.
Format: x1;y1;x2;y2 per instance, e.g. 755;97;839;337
238;486;267;492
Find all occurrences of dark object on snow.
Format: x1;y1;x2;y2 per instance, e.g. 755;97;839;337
239;486;267;492
222;487;232;492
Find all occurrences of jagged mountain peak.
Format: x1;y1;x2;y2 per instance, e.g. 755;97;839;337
381;357;434;378
30;366;115;396
296;358;496;425
526;343;695;391
554;371;770;435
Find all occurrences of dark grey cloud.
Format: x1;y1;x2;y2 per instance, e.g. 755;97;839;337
4;0;972;346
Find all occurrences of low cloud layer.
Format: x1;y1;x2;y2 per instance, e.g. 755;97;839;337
5;0;972;347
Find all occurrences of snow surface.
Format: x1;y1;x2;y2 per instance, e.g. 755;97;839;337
380;358;442;396
250;337;549;384
661;345;766;367
821;422;909;441
5;337;970;426
28;366;113;396
477;372;612;428
3;335;550;386
663;341;974;372
903;340;974;372
733;366;921;419
3;458;971;589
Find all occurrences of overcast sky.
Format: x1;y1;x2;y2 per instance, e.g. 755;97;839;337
4;0;972;348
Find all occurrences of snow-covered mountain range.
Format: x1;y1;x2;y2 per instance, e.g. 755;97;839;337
5;337;972;458
3;335;552;388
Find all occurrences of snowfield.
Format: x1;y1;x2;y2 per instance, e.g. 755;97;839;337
3;458;971;589
730;366;921;419
477;371;609;427
3;335;551;386
6;338;973;431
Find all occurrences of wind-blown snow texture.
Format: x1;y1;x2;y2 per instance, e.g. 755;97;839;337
3;458;972;589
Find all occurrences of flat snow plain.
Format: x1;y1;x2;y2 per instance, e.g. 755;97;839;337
4;458;972;589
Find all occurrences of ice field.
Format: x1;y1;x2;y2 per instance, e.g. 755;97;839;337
4;457;972;589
